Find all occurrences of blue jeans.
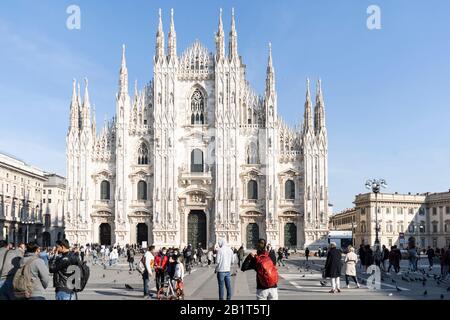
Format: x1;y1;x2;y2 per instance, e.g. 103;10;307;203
143;271;152;296
217;272;232;300
0;278;14;300
55;291;77;300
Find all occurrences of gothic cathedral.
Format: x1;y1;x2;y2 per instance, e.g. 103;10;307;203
65;9;330;250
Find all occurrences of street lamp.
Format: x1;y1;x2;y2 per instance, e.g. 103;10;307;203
365;179;387;250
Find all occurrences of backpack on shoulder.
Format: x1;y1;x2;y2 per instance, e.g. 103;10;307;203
73;261;90;293
255;253;278;288
137;255;146;274
13;257;38;299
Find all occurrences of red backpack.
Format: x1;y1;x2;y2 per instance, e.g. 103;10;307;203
255;252;278;288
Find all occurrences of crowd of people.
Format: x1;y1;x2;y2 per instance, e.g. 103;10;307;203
318;242;450;294
0;239;87;300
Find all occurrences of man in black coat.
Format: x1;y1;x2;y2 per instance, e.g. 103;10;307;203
324;243;342;293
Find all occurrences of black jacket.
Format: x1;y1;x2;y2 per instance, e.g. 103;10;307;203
49;251;82;293
324;248;342;278
241;251;277;290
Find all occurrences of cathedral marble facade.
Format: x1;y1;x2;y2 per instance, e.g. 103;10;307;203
65;9;330;249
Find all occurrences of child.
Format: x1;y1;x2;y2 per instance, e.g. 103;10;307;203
173;255;185;299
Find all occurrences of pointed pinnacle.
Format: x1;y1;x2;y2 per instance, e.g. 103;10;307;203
158;8;163;34
268;42;273;68
170;8;175;30
231;7;236;34
121;44;127;69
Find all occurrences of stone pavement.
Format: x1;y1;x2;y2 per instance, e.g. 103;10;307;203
40;254;450;300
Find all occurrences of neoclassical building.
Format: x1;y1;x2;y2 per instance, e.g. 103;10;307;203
65;9;330;249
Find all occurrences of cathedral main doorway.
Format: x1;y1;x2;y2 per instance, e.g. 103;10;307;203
187;211;206;249
246;223;259;249
136;223;148;246
99;223;111;246
284;223;297;248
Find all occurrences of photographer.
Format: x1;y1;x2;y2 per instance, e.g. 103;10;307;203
49;239;82;300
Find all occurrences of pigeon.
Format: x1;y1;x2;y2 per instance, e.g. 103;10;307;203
422;281;426;287
441;294;444;300
320;281;327;286
423;290;427;296
447;286;450;292
125;284;133;290
302;274;306;278
113;279;117;283
396;286;402;292
102;274;106;278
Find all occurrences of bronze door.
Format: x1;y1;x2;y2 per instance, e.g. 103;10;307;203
284;223;297;248
188;211;206;249
246;223;259;249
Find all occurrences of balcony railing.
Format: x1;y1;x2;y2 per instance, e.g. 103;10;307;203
180;165;213;185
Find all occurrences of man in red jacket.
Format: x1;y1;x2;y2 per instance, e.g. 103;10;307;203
154;248;169;291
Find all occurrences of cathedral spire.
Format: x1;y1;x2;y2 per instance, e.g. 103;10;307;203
69;79;79;130
303;78;313;135
215;8;225;61
265;42;275;95
82;78;91;128
155;8;165;62
118;44;129;98
168;8;177;60
314;79;326;135
229;8;238;61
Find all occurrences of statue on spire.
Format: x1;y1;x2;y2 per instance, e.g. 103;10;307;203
229;8;238;61
155;8;165;62
215;8;225;61
168;8;177;59
118;44;129;97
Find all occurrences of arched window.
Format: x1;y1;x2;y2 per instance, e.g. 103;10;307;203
285;180;295;200
138;143;149;165
247;180;258;200
191;89;205;125
100;181;110;200
137;181;147;201
191;149;204;173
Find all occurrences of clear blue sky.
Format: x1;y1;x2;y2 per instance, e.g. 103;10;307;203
1;0;449;212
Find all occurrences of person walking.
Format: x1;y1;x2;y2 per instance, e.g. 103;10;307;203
358;245;365;271
324;242;342;293
381;245;389;272
0;242;25;300
215;239;234;300
364;245;373;272
127;245;136;271
14;242;50;300
207;248;213;267
408;245;418;272
344;246;360;289
49;239;82;300
305;247;310;262
237;245;245;268
426;246;435;271
241;239;278;300
196;244;204;265
276;247;285;267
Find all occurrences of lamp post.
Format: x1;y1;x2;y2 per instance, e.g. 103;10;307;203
365;179;387;250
